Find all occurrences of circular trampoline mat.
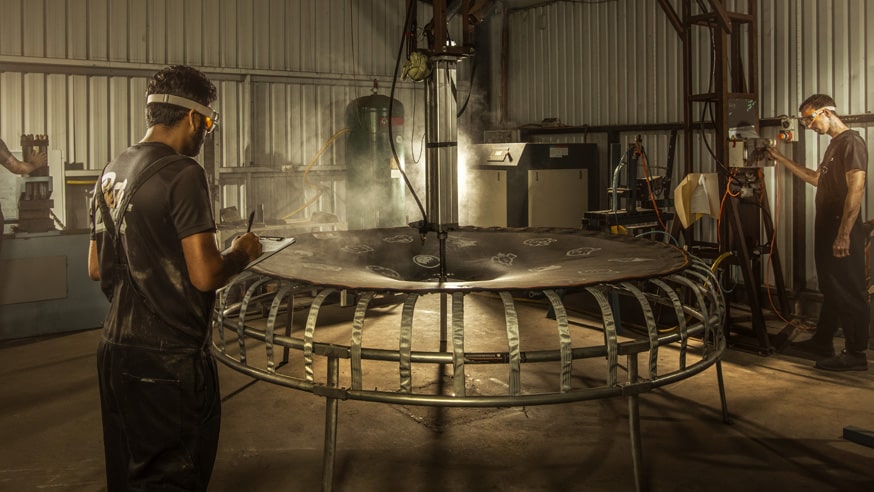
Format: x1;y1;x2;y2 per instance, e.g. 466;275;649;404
252;227;689;293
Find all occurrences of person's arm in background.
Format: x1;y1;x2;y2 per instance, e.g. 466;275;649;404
0;138;47;175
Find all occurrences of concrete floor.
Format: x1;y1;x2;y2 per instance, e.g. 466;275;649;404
1;293;873;492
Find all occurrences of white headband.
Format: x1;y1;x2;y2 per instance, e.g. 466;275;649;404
147;93;217;121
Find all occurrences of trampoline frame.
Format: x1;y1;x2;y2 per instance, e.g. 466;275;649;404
212;253;728;491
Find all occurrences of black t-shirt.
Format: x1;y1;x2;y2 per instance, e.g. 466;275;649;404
815;129;868;224
90;142;217;351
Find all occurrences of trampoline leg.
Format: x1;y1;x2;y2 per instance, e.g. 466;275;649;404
440;292;448;353
281;297;293;366
627;354;645;492
716;360;731;424
322;356;340;492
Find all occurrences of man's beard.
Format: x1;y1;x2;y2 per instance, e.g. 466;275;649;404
182;125;207;157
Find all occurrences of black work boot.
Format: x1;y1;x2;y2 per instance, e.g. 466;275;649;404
815;350;868;372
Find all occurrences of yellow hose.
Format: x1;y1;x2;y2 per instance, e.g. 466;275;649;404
656;252;734;334
711;251;734;273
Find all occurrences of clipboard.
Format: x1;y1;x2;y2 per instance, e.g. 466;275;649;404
246;236;296;269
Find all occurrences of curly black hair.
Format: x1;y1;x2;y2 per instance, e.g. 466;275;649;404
799;94;836;114
145;65;217;128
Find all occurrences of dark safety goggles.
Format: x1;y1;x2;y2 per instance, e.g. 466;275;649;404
147;93;220;134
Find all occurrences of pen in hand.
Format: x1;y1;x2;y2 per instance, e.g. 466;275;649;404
246;210;256;233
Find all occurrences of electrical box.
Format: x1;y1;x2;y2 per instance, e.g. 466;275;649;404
728;138;776;167
462;143;600;228
778;117;798;142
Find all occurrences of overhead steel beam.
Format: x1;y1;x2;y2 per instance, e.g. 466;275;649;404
657;0;684;37
706;0;733;33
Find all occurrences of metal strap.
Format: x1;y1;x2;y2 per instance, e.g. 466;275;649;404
451;292;466;397
671;275;712;357
304;289;336;382
544;289;572;393
690;259;727;338
586;286;619;387
621;282;660;380
399;293;419;393
499;292;522;396
350;292;375;390
651;278;688;369
214;272;254;353
682;268;716;348
215;283;231;352
265;282;294;373
281;288;296;366
237;277;271;364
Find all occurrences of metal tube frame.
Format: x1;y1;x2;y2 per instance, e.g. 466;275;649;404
212;254;728;490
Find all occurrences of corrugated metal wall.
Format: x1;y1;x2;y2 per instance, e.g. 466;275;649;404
501;0;874;291
505;0;683;126
0;0;430;225
2;0;872;289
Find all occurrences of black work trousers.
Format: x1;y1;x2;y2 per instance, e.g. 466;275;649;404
97;339;221;491
813;218;870;353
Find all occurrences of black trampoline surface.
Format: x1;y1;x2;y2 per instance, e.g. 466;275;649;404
251;226;689;293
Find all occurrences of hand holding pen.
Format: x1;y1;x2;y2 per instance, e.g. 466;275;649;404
231;210;262;263
246;210;256;233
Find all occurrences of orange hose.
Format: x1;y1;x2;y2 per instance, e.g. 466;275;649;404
764;169;789;323
281;128;352;220
637;144;667;231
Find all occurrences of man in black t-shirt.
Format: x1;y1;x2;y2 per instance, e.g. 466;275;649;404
769;94;869;372
88;65;262;490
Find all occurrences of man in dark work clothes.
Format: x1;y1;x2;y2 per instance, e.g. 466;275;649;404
88;65;262;490
768;94;869;372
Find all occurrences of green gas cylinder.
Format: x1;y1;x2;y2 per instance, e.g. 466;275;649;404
345;93;406;230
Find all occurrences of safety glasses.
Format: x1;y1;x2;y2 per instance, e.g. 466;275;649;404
147;93;220;135
799;106;835;127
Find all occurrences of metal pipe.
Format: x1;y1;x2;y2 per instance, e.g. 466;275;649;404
0;56;415;87
627;353;644;492
439;231;448;281
322;356;340;492
611;154;627;213
425;57;460;234
716;360;731;424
